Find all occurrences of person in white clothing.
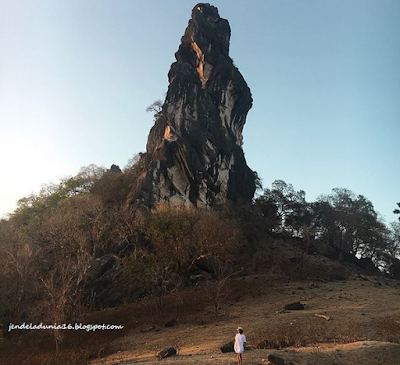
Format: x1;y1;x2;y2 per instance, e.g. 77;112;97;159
234;326;246;365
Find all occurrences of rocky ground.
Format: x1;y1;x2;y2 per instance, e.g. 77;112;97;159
91;274;400;365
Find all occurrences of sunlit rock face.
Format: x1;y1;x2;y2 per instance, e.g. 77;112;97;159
135;3;256;207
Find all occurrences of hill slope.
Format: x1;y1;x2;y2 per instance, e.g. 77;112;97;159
92;274;400;365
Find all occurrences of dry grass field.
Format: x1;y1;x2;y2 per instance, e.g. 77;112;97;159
90;272;400;365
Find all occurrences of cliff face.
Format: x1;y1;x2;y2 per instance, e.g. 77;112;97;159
134;3;256;207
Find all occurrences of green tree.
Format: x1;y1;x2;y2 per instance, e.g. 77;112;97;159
255;180;310;234
317;188;387;260
394;202;400;222
387;222;400;258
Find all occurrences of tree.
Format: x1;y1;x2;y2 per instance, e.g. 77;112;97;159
378;222;400;278
141;253;182;312
40;251;92;351
204;260;236;317
146;99;163;120
387;222;400;259
254;193;280;231
394;203;400;222
0;220;40;323
147;203;197;276
316;188;387;260
11;165;105;229
192;210;240;317
36;195;106;350
255;180;309;234
310;200;337;244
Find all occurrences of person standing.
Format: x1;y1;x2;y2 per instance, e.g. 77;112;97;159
234;326;246;365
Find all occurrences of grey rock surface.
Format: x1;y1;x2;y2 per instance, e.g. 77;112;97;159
131;3;256;208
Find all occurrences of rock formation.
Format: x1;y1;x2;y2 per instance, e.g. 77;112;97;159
132;3;256;207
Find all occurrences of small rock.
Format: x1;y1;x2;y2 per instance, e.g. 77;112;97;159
140;326;155;333
256;340;279;349
164;319;177;327
284;301;304;310
157;347;177;360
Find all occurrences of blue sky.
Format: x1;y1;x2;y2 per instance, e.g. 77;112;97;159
0;0;399;222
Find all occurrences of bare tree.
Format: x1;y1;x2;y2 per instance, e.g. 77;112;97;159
40;250;91;351
146;99;163;119
204;259;236;317
144;254;182;312
0;221;39;323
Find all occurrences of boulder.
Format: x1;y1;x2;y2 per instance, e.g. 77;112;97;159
220;340;234;353
267;353;286;365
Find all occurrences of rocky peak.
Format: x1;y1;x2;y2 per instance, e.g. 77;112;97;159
131;3;256;208
175;3;231;87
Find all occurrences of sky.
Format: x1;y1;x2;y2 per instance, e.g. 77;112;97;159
0;0;399;223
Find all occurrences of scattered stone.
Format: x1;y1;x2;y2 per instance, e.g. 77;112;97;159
220;340;234;353
157;347;177;360
267;353;286;365
276;310;290;314
140;326;156;333
280;341;294;349
164;319;177;328
314;313;331;321
284;301;304;310
256;340;279;349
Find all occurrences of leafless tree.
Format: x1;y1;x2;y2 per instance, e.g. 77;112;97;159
204;259;236;317
146;99;163;115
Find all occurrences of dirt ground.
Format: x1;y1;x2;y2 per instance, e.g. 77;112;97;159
91;274;400;365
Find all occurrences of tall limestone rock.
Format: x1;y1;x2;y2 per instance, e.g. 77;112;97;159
132;3;256;207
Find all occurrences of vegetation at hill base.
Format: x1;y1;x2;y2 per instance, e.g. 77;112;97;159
0;157;399;364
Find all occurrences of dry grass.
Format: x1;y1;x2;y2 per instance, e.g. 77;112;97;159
375;315;400;343
84;272;400;365
2;251;400;365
